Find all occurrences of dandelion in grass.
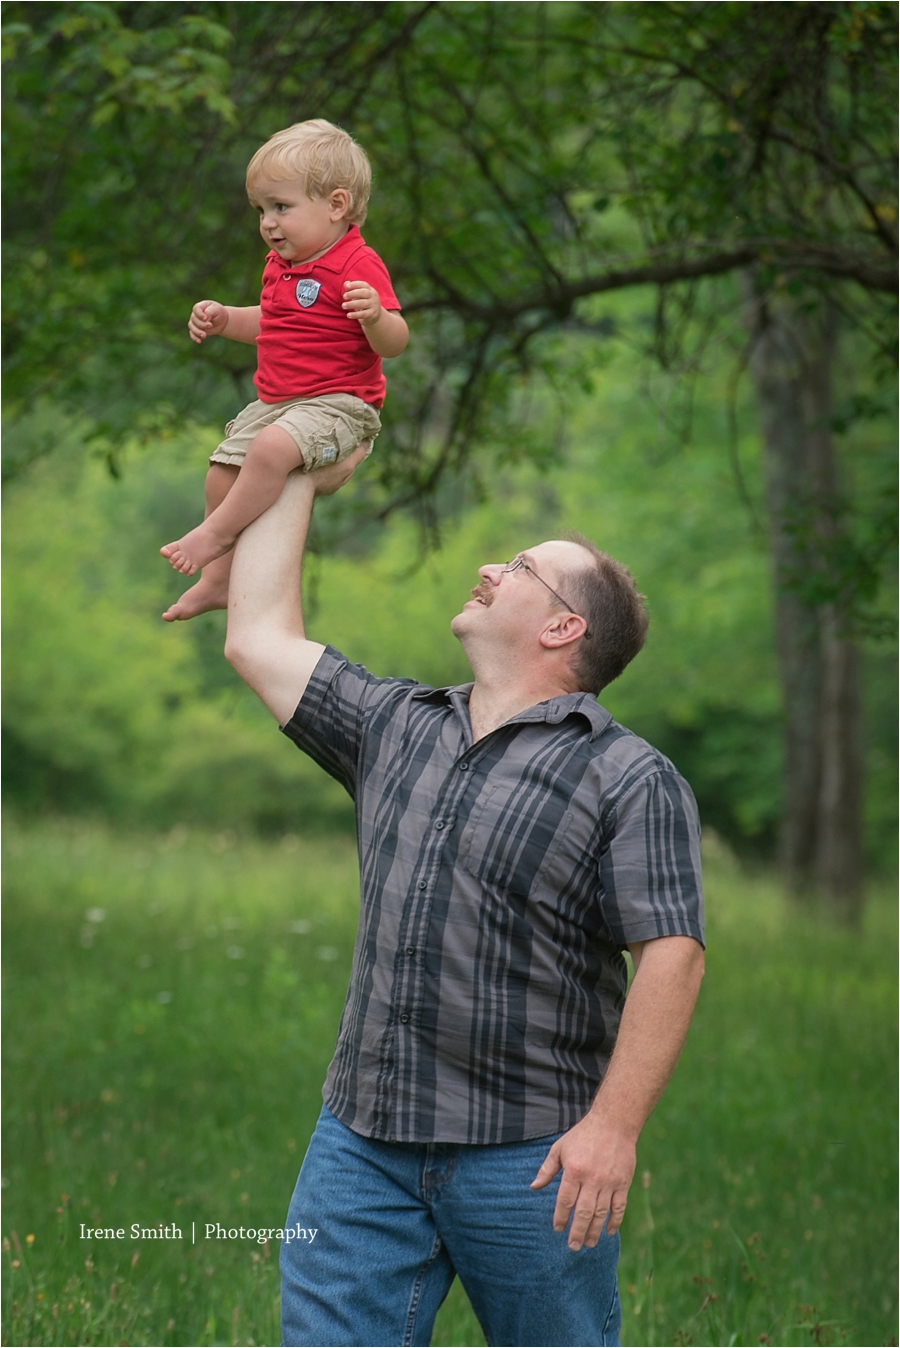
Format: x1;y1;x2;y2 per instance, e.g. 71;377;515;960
288;919;312;934
136;954;152;968
227;946;245;960
157;990;173;1004
317;946;339;961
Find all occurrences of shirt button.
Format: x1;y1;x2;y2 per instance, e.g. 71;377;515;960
399;1013;410;1024
459;761;469;770
418;881;427;891
406;946;416;956
435;821;444;830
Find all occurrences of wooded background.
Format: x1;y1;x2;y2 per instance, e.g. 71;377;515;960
3;1;897;917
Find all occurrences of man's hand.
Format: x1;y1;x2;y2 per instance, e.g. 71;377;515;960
531;1113;636;1251
310;441;372;496
531;936;704;1253
188;300;229;344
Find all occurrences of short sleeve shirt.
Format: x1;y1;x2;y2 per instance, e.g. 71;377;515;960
282;646;705;1145
255;224;400;406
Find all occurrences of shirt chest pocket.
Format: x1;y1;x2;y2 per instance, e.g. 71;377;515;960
456;786;575;896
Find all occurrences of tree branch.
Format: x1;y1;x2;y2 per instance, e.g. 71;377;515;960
404;240;897;322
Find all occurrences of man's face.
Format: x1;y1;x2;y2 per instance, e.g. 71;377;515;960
248;177;348;264
451;540;586;650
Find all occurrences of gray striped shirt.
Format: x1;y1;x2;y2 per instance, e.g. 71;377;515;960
282;646;704;1144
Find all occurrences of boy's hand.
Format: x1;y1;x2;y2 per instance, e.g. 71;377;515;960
342;281;382;328
343;282;409;358
188;300;229;344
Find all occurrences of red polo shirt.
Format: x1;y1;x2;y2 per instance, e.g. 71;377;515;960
254;225;401;407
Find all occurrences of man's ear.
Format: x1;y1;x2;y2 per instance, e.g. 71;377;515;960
539;613;587;650
328;188;352;221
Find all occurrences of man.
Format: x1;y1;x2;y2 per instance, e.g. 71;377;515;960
225;448;705;1348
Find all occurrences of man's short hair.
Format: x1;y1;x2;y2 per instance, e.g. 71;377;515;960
245;119;371;225
563;532;649;695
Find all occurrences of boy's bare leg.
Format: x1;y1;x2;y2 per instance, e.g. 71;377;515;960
162;463;239;622
161;425;304;576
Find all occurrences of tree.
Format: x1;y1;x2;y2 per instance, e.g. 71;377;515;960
3;1;896;906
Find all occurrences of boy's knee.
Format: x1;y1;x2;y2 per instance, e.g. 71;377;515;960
249;425;304;471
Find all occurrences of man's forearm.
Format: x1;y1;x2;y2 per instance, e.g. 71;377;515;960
225;470;324;724
531;935;704;1249
588;936;705;1139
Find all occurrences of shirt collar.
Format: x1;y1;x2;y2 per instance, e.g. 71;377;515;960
410;683;613;741
269;223;365;275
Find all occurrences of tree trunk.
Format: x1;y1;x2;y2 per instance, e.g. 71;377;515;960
747;287;864;921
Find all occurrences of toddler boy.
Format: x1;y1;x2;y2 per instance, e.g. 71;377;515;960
161;119;407;622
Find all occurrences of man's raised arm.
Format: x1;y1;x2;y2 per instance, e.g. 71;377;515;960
224;446;369;725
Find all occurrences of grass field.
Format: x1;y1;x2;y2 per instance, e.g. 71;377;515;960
2;815;896;1347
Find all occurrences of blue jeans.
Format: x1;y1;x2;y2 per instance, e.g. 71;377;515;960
280;1105;621;1347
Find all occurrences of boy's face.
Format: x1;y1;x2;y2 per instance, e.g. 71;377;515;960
248;178;350;264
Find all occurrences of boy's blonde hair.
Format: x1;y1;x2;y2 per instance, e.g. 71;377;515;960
246;119;371;225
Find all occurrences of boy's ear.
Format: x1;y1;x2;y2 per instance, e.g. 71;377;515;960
328;188;352;220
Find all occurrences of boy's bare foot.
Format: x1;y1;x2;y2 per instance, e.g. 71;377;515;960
160;519;236;576
162;577;229;622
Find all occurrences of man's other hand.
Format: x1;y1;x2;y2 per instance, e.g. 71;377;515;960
311;441;371;497
531;1113;636;1251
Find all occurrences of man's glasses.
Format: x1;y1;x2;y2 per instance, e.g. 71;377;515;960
502;557;590;637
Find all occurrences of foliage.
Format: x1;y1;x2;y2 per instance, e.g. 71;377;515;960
3;331;895;863
3;2;895;502
3;816;897;1346
1;417;353;836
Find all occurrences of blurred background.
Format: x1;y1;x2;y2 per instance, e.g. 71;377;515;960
3;4;897;1346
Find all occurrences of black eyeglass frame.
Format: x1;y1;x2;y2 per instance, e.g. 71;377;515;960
502;556;591;639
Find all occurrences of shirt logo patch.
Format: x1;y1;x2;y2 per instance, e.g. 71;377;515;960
295;279;322;309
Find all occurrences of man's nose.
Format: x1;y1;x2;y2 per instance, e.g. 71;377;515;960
478;563;504;584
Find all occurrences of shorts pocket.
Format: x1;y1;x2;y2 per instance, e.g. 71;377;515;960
308;411;373;468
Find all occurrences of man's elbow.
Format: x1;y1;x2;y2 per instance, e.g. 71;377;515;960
224;633;256;683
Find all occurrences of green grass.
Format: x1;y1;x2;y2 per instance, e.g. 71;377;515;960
2;817;896;1347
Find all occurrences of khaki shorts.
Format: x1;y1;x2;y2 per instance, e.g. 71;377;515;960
209;393;381;471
